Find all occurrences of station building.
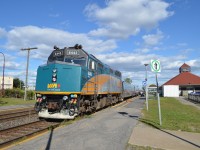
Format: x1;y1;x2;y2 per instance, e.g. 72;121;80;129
0;76;13;89
162;63;200;97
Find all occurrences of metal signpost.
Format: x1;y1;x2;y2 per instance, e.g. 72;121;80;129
151;59;162;125
142;80;148;111
144;64;149;111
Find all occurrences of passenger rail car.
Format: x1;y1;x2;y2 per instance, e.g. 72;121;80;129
35;45;125;119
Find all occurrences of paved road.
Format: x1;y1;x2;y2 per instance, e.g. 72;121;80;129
7;98;144;150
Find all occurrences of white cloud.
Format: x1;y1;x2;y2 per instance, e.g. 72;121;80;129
0;26;118;84
96;52;158;71
4;61;21;70
0;53;22;71
85;0;173;39
0;28;7;38
142;30;164;47
135;48;150;53
94;51;200;86
4;26;117;60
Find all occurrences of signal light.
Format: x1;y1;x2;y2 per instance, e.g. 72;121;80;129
63;96;68;101
52;68;57;82
52;73;56;77
52;77;56;82
42;95;46;100
52;69;57;73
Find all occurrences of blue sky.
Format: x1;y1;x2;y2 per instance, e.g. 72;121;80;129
0;0;200;89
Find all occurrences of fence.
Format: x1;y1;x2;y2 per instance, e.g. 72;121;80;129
188;93;200;103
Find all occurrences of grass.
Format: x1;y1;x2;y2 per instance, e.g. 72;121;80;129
0;97;35;106
126;143;164;150
140;97;200;133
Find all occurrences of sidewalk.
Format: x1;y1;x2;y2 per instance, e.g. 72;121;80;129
128;122;200;150
176;96;200;110
128;97;200;150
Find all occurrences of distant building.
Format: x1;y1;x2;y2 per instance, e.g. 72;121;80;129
0;76;13;89
28;85;35;90
162;63;200;97
148;84;157;95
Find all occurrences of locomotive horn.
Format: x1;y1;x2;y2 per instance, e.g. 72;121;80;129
54;45;59;50
74;44;79;49
78;45;82;49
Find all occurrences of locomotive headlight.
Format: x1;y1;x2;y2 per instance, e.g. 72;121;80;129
70;94;77;98
36;93;42;97
63;96;68;101
52;70;57;82
52;77;57;82
52;73;57;77
52;69;57;73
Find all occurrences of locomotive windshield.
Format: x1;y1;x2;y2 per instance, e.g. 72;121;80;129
65;57;86;66
47;45;88;66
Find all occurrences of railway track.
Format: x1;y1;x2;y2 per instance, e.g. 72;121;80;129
0;120;60;149
0;108;39;131
0;108;36;122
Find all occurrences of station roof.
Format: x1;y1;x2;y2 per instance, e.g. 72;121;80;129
180;63;190;68
163;72;200;86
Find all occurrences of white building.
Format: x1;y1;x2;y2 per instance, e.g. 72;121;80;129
162;63;200;97
0;76;13;89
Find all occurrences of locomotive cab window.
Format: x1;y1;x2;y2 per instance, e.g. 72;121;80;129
97;63;103;74
65;57;86;66
110;69;114;74
89;59;96;70
115;71;121;77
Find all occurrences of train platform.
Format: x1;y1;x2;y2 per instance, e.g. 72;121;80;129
128;96;200;150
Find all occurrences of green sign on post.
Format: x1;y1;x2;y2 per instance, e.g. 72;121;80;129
151;59;161;72
151;59;162;125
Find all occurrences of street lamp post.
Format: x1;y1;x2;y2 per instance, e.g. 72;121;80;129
0;52;5;96
21;47;38;100
144;64;148;111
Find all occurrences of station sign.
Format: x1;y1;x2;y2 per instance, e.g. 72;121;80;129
142;81;147;87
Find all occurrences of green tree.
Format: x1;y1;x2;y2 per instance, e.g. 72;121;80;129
13;78;24;89
149;84;157;87
124;78;132;84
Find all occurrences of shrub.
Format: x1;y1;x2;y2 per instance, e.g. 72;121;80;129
27;90;35;100
3;88;34;99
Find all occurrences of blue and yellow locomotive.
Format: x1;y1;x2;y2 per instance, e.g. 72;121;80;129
35;44;123;119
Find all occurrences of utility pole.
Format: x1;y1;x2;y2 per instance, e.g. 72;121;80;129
21;47;38;100
0;52;5;96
